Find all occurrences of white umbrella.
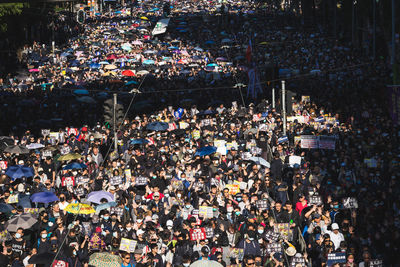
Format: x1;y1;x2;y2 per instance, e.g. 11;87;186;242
190;260;223;267
26;143;45;150
249;156;270;168
136;70;149;75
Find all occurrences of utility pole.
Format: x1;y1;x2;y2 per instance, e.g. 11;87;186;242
113;93;118;152
352;0;356;45
282;81;287;136
373;0;376;59
392;0;396;65
272;87;276;109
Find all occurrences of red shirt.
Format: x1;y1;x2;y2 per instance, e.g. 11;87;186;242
296;200;308;215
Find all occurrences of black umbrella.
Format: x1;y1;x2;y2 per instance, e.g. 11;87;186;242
28;252;56;265
0;136;14;151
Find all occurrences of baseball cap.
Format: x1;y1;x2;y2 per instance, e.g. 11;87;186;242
137;229;145;235
331;223;339;230
166;220;173;227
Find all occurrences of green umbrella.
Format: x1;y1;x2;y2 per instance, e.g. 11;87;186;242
89;252;122;267
57;153;82;161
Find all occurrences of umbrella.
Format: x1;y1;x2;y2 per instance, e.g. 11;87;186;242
105;64;118;70
73;89;89;95
249;157;270;168
28;252;56;265
130;138;149;145
63;162;87;170
99;61;110;65
146;121;169;131
26;143;45;149
58;153;82;161
77;96;96;104
30;192;59;203
5;214;38;232
0;136;14;150
87;191;114;204
142;59;155;65
89;252;122;267
132;40;143;45
3;145;29;154
95;201;117;212
90;63;101;69
65;203;96;214
190;259;223;267
221;38;232;43
136;70;149;75
140;16;149;20
122;70;135;77
195;146;217;156
0;203;14;213
5;165;34;179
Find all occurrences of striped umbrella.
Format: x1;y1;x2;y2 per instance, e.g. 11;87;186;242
65;203;95;215
5;214;38;232
89;252;122;267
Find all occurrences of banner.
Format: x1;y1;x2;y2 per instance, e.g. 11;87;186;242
300;135;336;150
190;228;206;241
152;18;170;35
327;252;346;266
318;136;336;150
300;135;319;149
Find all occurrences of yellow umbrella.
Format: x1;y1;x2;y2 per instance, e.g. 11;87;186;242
140;16;148;20
104;64;117;70
259;41;268;45
102;71;117;77
65;203;95;215
57;153;82;161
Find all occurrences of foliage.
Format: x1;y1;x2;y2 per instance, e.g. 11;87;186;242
0;3;26;32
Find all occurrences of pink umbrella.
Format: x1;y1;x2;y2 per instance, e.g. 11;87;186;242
132;40;143;45
29;69;40;73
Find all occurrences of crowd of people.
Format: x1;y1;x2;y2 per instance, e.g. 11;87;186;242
0;0;399;267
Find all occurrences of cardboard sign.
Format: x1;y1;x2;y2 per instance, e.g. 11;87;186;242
189;228;206;241
289;156;302;167
342;197;358;209
110;176;123;186
256;200;269;210
327;252;346;266
266;242;282;254
264;230;280;242
135;176;148;186
226;184;240;195
205;227;214;238
229;248;244;261
199;206;214;219
370;259;383;267
309;195;322;206
119;238;137;253
0;160;8;170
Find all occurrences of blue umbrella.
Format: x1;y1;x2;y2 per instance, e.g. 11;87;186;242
18;195;32;208
146;122;169;131
90;63;101;69
73;89;89;95
87;191;114;204
207;63;219;67
63;162;87;170
143;59;155;65
95;201;117;212
130;139;149;145
5;165;34;180
195;146;217;156
30;192;59;203
205;40;215;45
125;80;138;85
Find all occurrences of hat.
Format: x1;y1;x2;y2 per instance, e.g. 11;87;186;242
137;229;145;235
331;223;339;230
17;184;24;193
153;192;160;197
18;160;24;165
285;246;296;256
152;214;159;221
166;220;173;227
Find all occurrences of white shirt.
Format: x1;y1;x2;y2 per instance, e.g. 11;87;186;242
327;230;345;250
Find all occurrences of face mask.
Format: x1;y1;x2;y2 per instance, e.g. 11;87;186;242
137;219;143;223
235;211;240;216
348;259;354;263
48;222;54;227
15;233;21;239
60;197;65;202
73;251;77;256
236;198;242;202
42;234;47;239
333;205;339;209
248;238;254;241
126;227;132;231
177;193;182;198
183;264;190;267
111;218;117;222
103;216;109;220
113;232;118;237
257;229;263;234
185;205;191;209
167;226;173;230
90;138;94;141
102;231;106;236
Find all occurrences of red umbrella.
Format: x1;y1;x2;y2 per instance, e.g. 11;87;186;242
122;70;135;77
107;54;117;60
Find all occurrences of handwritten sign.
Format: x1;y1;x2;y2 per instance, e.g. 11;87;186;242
119;238;137;253
264;230;280;242
110;176;123;186
226;184;240;195
205;227;214;238
199;206;214;219
189;228;206;241
256;200;269;210
266;242;282;254
309;195;322;206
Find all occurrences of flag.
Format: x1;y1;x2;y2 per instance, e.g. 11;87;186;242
247;68;263;99
246;39;252;63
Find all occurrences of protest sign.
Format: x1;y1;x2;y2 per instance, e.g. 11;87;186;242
241;152;252;160
342;197;358;209
205;227;214;238
302;96;310;103
256;200;269;210
226;184;240;195
170;178;184;190
289;156;302;167
300;135;319;149
327;252;346;266
110;207;124;217
370;259;383;267
0;160;8;170
124;169;131;180
75;187;85;196
266;242;282;254
119;238;137;253
0;230;10;242
291;254;306;266
309;195;322;206
364;158;378;168
274;223;292;240
264;230;280;242
250;146;262;155
152;18;170;35
82;222;92;235
76;176;90;185
110;176;123;186
8;194;18;204
199;206;214;219
135;176;148;186
41;129;50;136
189;228;206;241
318;136;336;150
229;248;244;261
42;150;53;159
24;208;39;215
258;124;268;131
